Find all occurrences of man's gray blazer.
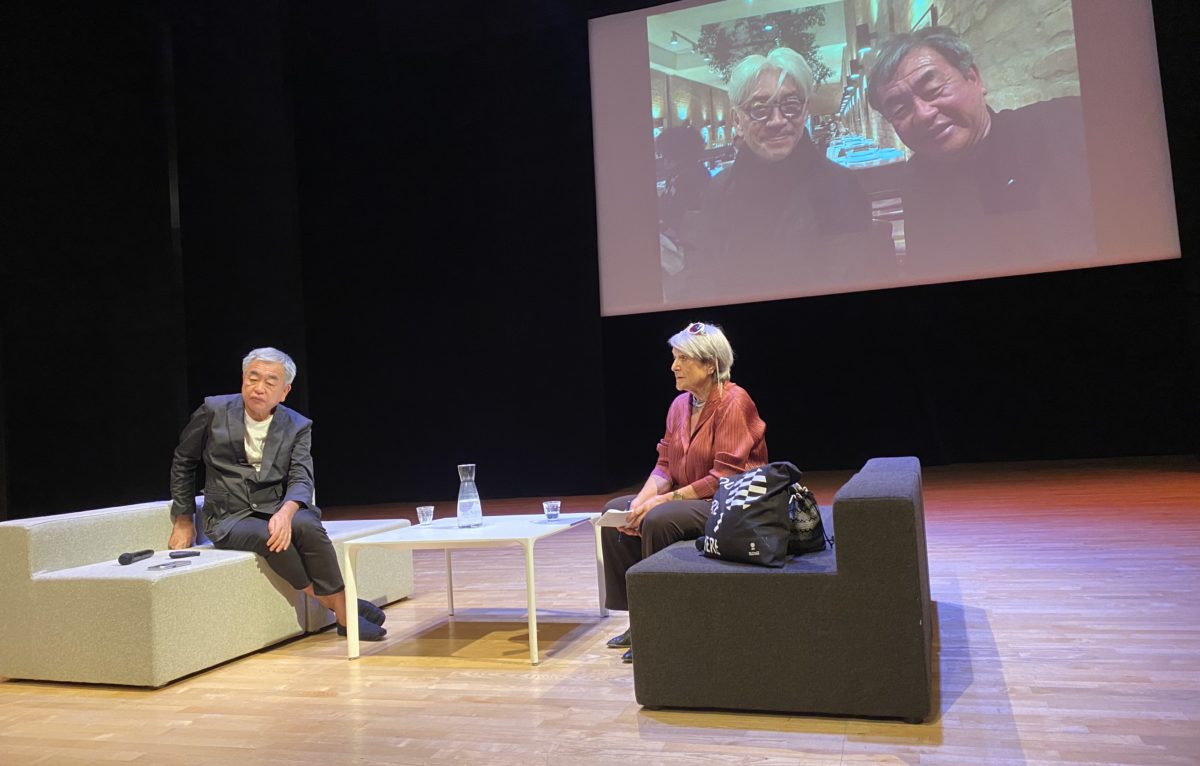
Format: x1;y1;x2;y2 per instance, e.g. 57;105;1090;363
170;393;317;542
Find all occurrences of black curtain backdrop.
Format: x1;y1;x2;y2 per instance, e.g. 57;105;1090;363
2;1;186;519
170;0;311;414
1156;1;1200;471
289;1;607;504
1;0;1197;519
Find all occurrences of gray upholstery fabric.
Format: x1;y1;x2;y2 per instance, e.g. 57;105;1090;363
627;457;933;721
861;455;922;474
0;502;414;687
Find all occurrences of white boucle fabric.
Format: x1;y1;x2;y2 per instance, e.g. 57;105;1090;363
0;504;412;687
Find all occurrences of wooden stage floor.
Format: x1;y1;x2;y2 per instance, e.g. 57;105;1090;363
1;455;1198;765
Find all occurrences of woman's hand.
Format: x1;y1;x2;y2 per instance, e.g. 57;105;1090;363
619;493;672;536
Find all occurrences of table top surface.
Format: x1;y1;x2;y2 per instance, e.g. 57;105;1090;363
344;512;599;548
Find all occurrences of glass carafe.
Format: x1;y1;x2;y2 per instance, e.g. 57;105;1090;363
456;463;483;527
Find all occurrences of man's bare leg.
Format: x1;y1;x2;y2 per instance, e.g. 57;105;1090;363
303;585;347;625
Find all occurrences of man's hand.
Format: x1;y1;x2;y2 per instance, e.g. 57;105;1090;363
266;501;300;553
168;516;196;550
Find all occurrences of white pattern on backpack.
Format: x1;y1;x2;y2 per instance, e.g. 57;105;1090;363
719;467;769;512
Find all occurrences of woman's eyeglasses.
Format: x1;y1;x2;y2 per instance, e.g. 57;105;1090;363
686;322;707;335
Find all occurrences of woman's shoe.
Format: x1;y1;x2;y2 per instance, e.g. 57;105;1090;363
622;648;633;663
607;627;631;648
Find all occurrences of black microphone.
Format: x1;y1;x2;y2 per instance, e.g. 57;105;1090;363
118;549;154;566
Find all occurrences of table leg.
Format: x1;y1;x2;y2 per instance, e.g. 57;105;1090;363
445;548;455;616
524;540;539;665
344;545;360;660
594;520;609;617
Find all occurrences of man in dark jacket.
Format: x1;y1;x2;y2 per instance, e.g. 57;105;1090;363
168;347;387;641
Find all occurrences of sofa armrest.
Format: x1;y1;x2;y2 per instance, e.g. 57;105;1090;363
0;499;200;576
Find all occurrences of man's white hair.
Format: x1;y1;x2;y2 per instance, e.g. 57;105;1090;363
728;47;815;107
242;347;297;384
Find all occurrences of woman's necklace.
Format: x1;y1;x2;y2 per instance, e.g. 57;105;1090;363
690;394;706;410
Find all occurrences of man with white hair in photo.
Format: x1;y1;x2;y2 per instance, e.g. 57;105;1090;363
676;47;892;300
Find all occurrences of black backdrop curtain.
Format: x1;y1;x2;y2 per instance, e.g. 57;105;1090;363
1;0;1196;519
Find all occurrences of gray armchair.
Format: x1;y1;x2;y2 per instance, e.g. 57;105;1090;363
627;457;933;722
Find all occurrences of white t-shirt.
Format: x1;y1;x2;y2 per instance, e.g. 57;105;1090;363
244;412;274;473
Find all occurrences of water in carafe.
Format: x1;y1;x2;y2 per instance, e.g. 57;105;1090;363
456;463;483;527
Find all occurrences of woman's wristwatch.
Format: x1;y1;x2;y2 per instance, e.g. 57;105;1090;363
671;490;683;501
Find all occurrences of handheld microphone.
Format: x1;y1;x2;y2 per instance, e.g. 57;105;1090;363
118;549;154;566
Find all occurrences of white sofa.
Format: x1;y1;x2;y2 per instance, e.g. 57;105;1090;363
0;499;413;687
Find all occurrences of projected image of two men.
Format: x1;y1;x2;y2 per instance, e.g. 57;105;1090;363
648;0;1092;304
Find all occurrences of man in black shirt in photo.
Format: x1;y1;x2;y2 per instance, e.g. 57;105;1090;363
867;26;1095;279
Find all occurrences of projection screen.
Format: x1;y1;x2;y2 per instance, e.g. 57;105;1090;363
589;0;1179;315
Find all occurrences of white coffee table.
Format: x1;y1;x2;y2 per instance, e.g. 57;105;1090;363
342;512;606;664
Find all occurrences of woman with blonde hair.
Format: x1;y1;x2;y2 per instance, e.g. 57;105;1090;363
601;322;768;661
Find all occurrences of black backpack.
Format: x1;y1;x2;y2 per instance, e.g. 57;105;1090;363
695;462;830;567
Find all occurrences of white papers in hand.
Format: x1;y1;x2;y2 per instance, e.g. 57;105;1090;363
597;509;632;527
